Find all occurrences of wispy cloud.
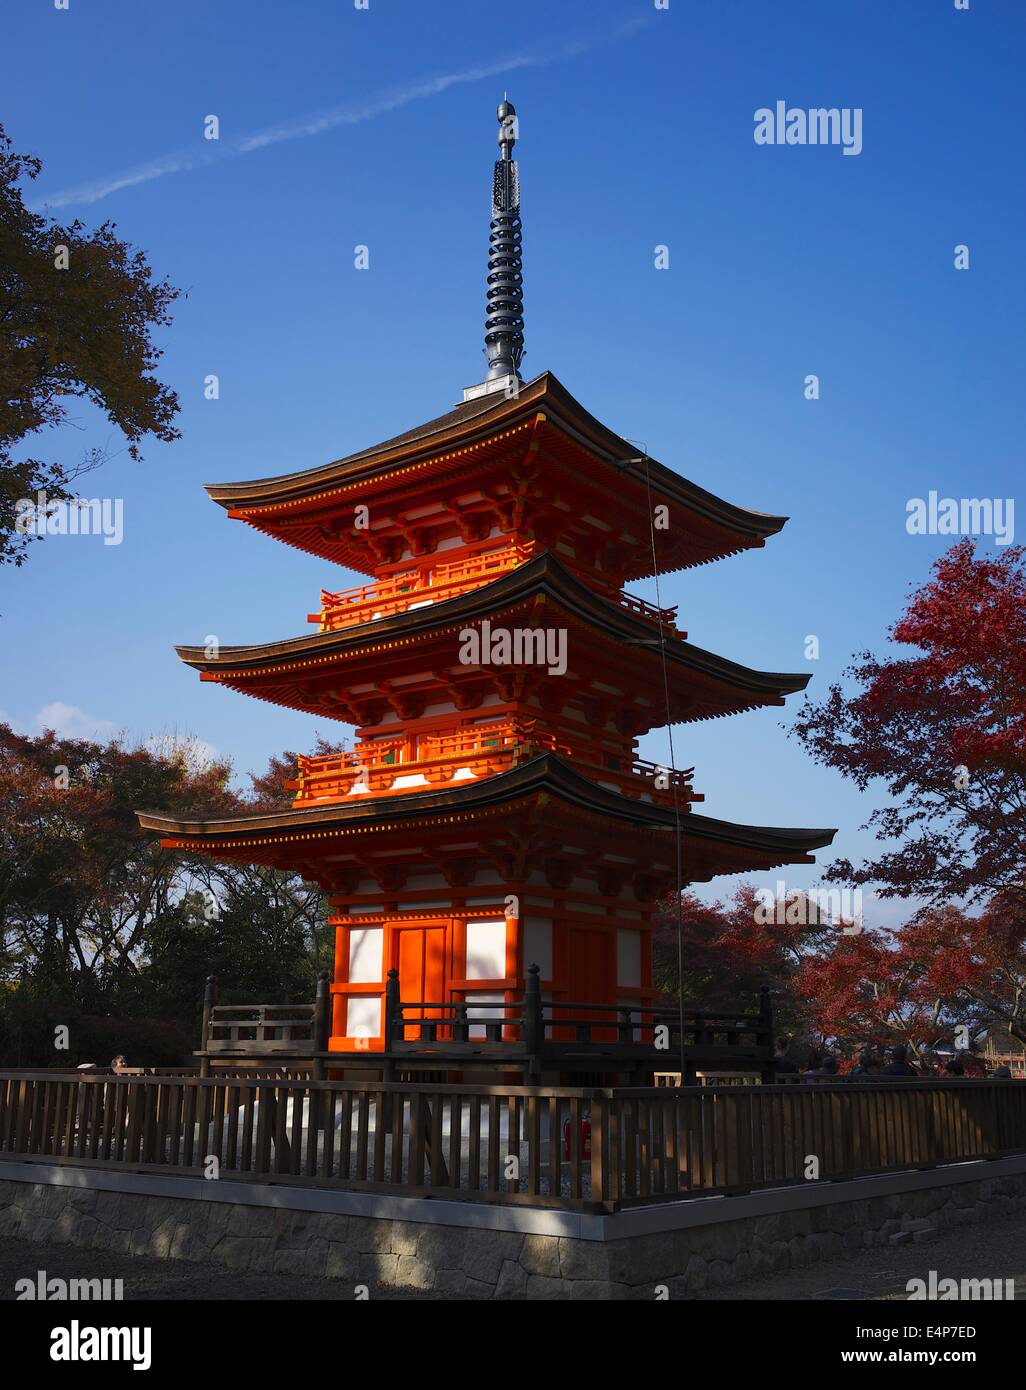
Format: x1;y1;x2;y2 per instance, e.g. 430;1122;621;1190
31;18;652;212
29;701;119;741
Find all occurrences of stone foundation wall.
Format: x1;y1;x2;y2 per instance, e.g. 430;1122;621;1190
2;1172;1026;1299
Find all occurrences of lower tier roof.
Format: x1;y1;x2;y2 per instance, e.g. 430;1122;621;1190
137;753;835;889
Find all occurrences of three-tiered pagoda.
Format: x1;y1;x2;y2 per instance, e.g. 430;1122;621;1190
139;102;834;1057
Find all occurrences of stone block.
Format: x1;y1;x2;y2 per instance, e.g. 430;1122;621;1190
683;1254;707;1290
389;1222;422;1257
707;1259;733;1286
169;1224;193;1261
495;1259;527;1300
347;1216;394;1254
788;1236;811;1266
301;1239;328;1277
570;1280;627;1300
325;1243;360;1282
109;1230;131;1257
213;1237;255;1271
358;1251;400;1288
203;1203;231;1244
435;1268;468;1295
148;1220;176;1258
273;1248;309;1276
94;1192;121;1226
228;1205;275;1239
396;1255;436;1291
557;1237;613;1282
611;1231;677;1285
464;1229;523;1284
416;1224;467;1268
525;1274;570;1300
519;1233;560;1277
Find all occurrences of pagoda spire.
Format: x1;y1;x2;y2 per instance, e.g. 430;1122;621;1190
484;99;524;381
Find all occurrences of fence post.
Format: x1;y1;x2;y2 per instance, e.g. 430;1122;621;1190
200;976;218;1079
758;986;774;1084
590;1089;611;1209
383;970;400;1084
524;963;542;1081
313;970;329;1081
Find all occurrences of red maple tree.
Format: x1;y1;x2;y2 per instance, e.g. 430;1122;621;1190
793;541;1026;910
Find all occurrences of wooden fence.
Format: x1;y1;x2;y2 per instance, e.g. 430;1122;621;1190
0;1072;1023;1213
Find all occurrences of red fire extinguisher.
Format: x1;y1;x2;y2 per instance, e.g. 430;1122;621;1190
562;1116;592;1160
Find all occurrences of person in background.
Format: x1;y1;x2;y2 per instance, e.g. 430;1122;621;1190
993;1064;1012;1079
850;1050;880;1078
771;1038;799;1078
883;1044;917;1077
802;1052;837;1083
943;1056;965;1077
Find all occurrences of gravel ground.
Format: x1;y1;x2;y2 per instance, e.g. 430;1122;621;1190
695;1203;1026;1300
3;1204;1025;1301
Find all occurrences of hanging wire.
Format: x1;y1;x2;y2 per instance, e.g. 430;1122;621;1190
622;441;688;1084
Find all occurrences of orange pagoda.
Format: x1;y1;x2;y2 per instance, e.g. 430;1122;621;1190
139;102;834;1063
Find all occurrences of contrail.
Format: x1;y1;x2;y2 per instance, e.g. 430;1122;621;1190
30;18;653;211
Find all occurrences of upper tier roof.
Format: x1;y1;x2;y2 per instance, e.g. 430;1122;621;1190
204;372;788;581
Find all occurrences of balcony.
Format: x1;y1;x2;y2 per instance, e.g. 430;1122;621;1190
308;543;682;634
287;718;701;808
309;545;530;632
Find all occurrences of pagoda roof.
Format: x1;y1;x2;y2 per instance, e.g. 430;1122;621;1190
137;752;835;885
176;551;810;728
204;372;787;577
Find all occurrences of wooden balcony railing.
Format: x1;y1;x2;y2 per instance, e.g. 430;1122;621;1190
309;544;531;631
307;543;681;634
287;719;700;807
384;970;772;1080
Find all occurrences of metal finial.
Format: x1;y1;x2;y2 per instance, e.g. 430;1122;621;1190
485;99;524;381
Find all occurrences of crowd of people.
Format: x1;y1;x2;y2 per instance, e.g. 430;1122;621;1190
770;1040;1013;1081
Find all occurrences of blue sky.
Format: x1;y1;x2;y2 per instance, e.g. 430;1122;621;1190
3;0;1022;926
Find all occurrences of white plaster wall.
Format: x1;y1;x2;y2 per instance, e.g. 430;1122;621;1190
465;921;507;980
348;928;383;984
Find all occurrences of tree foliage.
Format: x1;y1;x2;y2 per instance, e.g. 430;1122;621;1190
0;123;181;565
792;541;1026;910
0;724;342;1064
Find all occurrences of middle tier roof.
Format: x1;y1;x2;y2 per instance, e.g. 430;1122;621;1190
178;552;809;736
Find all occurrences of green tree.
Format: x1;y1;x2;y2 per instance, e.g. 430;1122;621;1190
0;124;181;566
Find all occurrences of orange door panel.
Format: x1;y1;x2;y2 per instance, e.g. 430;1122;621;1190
396;925;447;1040
568;927;615;1041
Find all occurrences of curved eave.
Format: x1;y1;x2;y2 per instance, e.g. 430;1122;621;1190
204;373;786;561
137;752;836;868
174;552;810;718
